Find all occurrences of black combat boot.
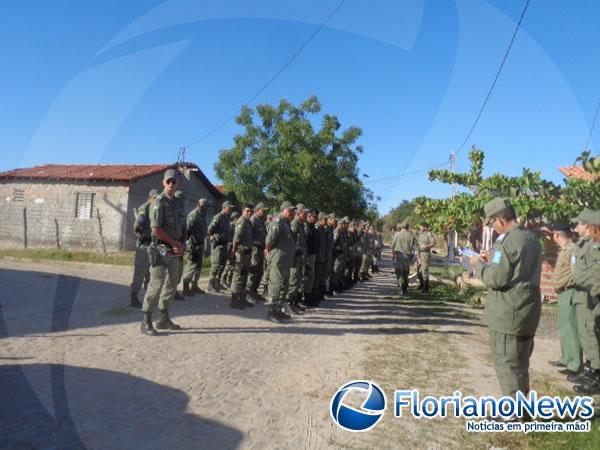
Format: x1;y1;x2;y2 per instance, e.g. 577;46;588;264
192;283;205;294
417;273;424;291
568;361;591;383
248;290;266;303
230;293;245;310
424;280;430;293
174;291;185;301
182;281;193;297
155;309;181;330
574;370;600;394
130;291;142;309
141;312;157;336
207;277;217;292
240;292;254;307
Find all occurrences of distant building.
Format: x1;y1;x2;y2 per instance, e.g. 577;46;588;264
0;163;223;251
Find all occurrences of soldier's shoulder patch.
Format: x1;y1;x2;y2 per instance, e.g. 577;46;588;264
492;250;502;264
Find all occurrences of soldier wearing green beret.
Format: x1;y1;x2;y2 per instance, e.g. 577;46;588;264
248;202;268;302
207;200;235;292
130;188;158;308
470;198;542;398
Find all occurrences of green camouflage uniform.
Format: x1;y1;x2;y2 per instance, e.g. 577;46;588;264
231;215;253;295
554;240;581;372
248;214;267;296
182;206;208;288
332;226;349;291
221;218;237;287
359;229;371;278
208;211;231;285
476;224;542;396
315;222;329;296
131;198;153;293
143;192;184;313
266;217;295;308
303;221;318;298
391;229;416;293
288;218;307;301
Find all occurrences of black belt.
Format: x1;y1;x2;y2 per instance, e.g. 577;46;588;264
138;237;151;245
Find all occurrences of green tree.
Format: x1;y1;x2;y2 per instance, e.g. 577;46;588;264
214;96;376;218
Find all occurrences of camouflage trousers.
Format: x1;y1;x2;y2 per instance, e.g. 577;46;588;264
248;246;265;293
130;244;150;292
143;254;182;313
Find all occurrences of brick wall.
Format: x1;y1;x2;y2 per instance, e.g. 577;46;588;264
0;180;128;251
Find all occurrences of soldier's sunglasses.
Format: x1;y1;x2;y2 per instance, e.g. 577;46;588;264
166;178;177;185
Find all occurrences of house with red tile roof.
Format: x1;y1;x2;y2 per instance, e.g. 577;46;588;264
0;163;223;251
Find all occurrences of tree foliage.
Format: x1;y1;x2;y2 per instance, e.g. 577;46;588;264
397;147;600;233
214;96;377;218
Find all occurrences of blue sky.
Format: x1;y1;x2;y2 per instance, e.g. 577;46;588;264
1;0;599;213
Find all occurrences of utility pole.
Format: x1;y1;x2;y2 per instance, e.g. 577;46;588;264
448;151;457;260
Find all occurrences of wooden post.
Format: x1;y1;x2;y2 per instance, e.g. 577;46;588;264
23;207;28;249
54;217;61;249
96;208;107;255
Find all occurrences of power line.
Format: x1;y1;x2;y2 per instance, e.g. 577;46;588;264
584;99;600;150
455;0;531;156
365;160;450;185
184;0;347;149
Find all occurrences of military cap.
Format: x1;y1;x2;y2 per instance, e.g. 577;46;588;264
163;168;178;180
255;202;267;211
572;208;594;224
280;201;296;211
174;190;186;199
222;200;235;209
583;210;600;226
483;197;512;225
549;222;571;232
231;211;240;219
340;217;350;224
148;189;158;198
295;203;306;212
318;212;327;220
198;198;209;206
328;213;336;220
306;208;317;215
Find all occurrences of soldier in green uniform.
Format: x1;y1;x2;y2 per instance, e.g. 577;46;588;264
303;209;319;306
207;200;234;292
288;204;307;313
359;223;372;281
261;213;275;296
182;198;209;297
265;201;297;323
470;198;542;398
130;188;158;308
416;223;435;293
372;228;383;273
312;212;329;305
325;214;337;295
332;217;349;293
571;210;600;393
346;221;358;285
546;223;580;375
248;203;268;302
141;169;185;335
391;223;416;296
566;209;600;389
221;211;240;289
173;190;187;301
230;204;255;309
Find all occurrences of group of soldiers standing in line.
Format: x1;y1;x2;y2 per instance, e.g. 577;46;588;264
548;208;600;394
129;169;383;333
